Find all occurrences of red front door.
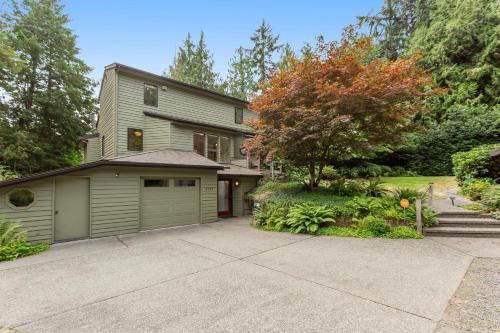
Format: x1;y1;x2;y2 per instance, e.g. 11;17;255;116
217;180;232;217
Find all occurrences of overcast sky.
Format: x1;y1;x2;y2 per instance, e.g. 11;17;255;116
62;0;383;84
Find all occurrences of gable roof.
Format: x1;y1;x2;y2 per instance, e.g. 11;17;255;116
0;149;223;189
104;63;249;106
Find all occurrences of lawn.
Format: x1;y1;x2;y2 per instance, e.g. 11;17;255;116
380;176;457;199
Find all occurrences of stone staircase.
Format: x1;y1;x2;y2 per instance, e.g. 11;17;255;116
424;211;500;238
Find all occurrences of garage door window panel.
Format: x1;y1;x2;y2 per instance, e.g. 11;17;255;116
175;179;196;187
144;179;169;187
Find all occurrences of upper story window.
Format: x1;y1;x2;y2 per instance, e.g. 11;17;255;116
193;133;205;156
207;135;218;161
235;107;243;124
144;84;158;107
220;137;230;163
128;128;143;151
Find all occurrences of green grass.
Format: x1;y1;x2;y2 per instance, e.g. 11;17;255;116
380;176;457;199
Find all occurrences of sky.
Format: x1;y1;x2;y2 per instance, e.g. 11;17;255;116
62;0;384;84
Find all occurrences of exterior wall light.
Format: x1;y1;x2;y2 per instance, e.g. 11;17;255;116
234;180;240;187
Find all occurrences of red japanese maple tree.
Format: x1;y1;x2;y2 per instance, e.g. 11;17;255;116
244;33;442;190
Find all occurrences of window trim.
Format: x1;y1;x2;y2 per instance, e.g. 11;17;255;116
234;107;243;124
143;83;158;107
127;128;144;151
6;188;36;210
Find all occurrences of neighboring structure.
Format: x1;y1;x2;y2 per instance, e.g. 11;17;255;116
0;64;261;243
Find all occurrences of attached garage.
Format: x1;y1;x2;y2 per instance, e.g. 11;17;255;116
0;150;222;243
141;177;200;230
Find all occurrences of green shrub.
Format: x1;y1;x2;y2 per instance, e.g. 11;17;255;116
328;178;365;196
253;203;288;229
0;216;49;261
0;165;19;182
316;226;374;238
491;211;500;219
452;143;500;185
285;203;335;234
480;185;500;211
390;187;426;203
363;178;387;197
356;215;391;236
406;206;438;228
460;178;493;201
385;226;423;239
345;196;393;218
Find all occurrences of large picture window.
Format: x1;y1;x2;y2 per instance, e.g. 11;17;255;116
144;84;158;107
127;128;143;151
220;136;230;163
207;135;218;161
193;133;205;156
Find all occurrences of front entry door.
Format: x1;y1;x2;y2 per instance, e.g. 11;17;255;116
217;180;232;217
55;177;90;241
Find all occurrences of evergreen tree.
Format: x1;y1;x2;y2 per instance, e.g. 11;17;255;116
358;0;434;59
168;32;195;82
225;46;255;100
248;19;282;85
167;31;222;91
0;0;96;174
276;43;296;72
408;0;500;116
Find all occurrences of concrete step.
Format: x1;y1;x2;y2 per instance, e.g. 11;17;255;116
437;217;500;228
437;211;481;218
424;227;500;238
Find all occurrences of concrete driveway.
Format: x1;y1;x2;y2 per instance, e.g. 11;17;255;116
1;217;499;333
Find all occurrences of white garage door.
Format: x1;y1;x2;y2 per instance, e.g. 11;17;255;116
141;178;200;230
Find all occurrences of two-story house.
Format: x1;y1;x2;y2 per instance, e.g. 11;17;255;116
0;64;261;244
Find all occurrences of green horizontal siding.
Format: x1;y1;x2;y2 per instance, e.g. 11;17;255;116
0;179;54;243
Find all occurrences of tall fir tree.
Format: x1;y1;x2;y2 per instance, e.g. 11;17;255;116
0;0;96;174
276;43;296;73
225;46;255;100
167;31;222;91
358;0;434;60
248;19;281;85
168;32;195;83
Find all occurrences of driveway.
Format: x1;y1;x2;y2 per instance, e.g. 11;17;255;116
1;217;499;333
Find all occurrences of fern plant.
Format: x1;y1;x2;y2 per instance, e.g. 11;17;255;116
363;178;388;197
285;203;335;234
0;216;49;261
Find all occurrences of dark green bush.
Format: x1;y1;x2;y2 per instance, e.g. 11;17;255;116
460;178;493;201
452;143;500;185
356;216;391;236
363;178;388;197
0;216;49;261
390;187;426;203
480;185;500;211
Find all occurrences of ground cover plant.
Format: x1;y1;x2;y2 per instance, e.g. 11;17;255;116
250;179;434;239
0;216;49;261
